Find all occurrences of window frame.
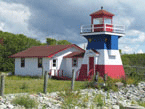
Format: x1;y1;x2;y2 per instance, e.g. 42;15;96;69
21;58;25;67
38;58;42;68
104;18;112;24
52;59;57;67
72;58;78;67
93;18;103;24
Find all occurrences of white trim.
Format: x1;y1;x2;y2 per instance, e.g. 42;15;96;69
80;31;125;37
80;24;125;35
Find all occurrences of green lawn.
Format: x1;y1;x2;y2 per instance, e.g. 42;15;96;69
4;76;87;94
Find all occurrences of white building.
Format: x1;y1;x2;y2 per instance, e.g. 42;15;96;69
10;44;85;79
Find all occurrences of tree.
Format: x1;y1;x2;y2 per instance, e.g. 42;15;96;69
46;38;57;45
57;40;71;45
46;38;71;45
0;31;42;72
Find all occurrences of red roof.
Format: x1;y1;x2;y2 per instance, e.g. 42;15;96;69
9;44;85;58
90;9;114;17
64;51;85;58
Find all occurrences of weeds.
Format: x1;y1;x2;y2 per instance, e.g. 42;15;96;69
58;89;81;109
11;95;38;108
20;82;29;89
138;101;145;107
93;94;104;107
80;93;90;108
104;76;119;92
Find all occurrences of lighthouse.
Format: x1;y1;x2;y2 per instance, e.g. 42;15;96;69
78;7;125;80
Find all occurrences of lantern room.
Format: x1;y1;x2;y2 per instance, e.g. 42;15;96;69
90;6;114;32
81;7;125;35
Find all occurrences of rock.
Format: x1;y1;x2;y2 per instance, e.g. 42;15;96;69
7;104;14;109
7;72;13;76
49;92;58;97
125;105;145;109
0;81;144;109
47;102;52;107
112;105;120;109
0;103;7;109
93;82;105;88
115;82;124;88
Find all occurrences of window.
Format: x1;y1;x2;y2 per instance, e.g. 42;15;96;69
93;18;103;24
53;59;57;67
21;58;25;67
38;58;42;68
104;18;111;24
72;58;78;67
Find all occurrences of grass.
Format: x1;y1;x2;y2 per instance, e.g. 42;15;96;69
93;94;104;107
138;101;145;107
3;73;144;94
11;95;38;108
58;89;82;109
86;76;119;92
5;75;87;94
58;89;105;108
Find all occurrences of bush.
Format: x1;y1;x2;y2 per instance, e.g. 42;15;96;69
121;77;127;87
93;94;104;107
121;76;139;86
104;76;118;92
126;78;135;85
58;89;81;109
85;75;96;88
138;101;145;107
11;95;38;108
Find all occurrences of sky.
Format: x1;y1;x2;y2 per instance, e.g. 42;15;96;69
0;0;145;54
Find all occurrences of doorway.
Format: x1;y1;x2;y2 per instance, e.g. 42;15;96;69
89;57;94;74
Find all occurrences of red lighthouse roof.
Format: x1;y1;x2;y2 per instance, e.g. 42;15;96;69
90;8;114;17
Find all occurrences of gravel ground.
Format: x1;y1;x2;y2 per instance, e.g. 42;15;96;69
0;82;145;109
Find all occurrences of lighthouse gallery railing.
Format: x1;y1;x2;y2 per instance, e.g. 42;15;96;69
81;24;125;34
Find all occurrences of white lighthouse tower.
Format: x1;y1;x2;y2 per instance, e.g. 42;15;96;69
77;7;125;81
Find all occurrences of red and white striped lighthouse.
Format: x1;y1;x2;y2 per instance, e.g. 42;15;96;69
78;7;125;80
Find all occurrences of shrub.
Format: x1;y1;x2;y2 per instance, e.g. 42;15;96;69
85;75;96;88
122;76;139;86
93;94;104;107
11;95;38;108
104;76;118;92
121;77;127;87
138;101;145;107
58;89;81;109
98;76;104;83
126;78;135;85
80;93;89;108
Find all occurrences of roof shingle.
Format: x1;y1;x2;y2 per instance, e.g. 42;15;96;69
90;9;114;17
9;44;85;58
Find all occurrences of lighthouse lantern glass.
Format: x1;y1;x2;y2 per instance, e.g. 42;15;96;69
104;18;112;24
93;18;103;24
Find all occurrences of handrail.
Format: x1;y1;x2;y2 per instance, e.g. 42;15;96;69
88;69;94;80
57;70;60;77
49;69;52;75
81;23;125;34
49;69;63;77
75;69;80;80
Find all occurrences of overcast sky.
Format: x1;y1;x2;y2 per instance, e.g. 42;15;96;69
1;0;145;54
